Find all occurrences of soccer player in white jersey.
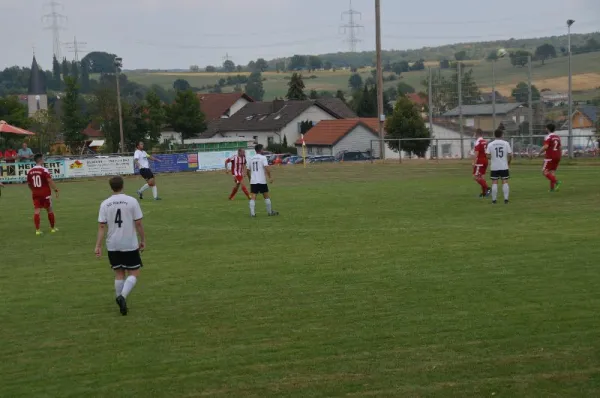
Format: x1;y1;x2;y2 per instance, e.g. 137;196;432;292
134;141;161;201
247;144;278;217
485;128;513;204
95;176;146;316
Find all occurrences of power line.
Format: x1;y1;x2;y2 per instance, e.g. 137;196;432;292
42;1;67;60
135;37;339;50
340;0;363;52
63;36;87;62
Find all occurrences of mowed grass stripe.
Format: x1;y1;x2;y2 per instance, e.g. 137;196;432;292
1;163;599;397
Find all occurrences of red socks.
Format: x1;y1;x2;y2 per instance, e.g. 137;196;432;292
34;214;41;230
229;186;239;200
476;177;488;194
545;173;557;189
241;185;250;199
48;212;55;228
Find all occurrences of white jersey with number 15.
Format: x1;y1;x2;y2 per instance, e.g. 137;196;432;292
248;154;269;185
486;139;512;171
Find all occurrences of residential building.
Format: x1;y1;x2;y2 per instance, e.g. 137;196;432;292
442;103;526;133
198;92;254;121
478;91;507;104
562;105;598;129
540;90;568;107
28;56;47;117
295;118;381;157
203;99;355;147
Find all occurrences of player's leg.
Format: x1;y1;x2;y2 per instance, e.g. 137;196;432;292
229;176;240;200
121;268;140;299
502;177;510;203
147;176;160;200
33;206;42;234
47;201;57;232
137;171;150;199
114;268;126;298
249;185;257;216
240;180;251;199
263;189;278;216
543;160;557;191
490;172;499;203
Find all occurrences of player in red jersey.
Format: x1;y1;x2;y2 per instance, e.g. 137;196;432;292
26;154;59;235
472;129;491;198
539;123;562;192
225;148;251;200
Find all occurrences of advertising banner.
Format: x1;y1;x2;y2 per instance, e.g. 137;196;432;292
197;150;256;171
0;160;66;183
65;157;134;178
136;153;198;174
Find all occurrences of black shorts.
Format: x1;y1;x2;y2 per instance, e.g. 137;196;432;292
251;184;269;194
139;168;154;180
490;169;510;180
108;250;143;270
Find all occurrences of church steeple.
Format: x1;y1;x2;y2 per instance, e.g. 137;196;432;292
28;56;47;95
27;55;48;116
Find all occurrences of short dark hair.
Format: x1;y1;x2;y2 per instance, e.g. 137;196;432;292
34;153;43;163
475;128;484;137
109;176;124;192
137;141;144;148
546;123;556;133
255;144;264;153
494;129;504;138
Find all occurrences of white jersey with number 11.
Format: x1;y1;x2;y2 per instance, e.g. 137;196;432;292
486;139;512;171
248;154;269;185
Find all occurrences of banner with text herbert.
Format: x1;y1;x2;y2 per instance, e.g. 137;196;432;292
0;160;67;183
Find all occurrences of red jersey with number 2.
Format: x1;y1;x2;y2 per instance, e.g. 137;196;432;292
27;165;52;199
544;133;561;160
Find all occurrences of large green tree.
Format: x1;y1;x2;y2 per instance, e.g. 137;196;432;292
71;61;80;83
348;73;363;90
30;109;61;153
422;66;480;113
244;72;265;101
288;55;306;71
511;82;541;103
81;51;118;74
286;73;307;100
173;78;191;91
385;96;431;157
510;50;531;67
223;60;236;73
168;89;206;144
61;76;87;150
52;56;62;90
534;44;557;65
255;58;268;72
80;58;91;93
0;96;30;128
61;58;70;80
308;55;322;71
143;89;167;146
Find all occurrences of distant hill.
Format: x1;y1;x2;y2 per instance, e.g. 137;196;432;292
268;32;600;68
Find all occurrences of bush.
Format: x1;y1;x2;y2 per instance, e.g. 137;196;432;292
266;143;298;155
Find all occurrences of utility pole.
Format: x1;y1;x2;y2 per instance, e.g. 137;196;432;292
492;60;497;131
42;1;67;60
458;62;464;159
375;0;385;160
114;57;125;154
567;19;575;159
527;55;534;155
340;0;363;52
63;36;87;62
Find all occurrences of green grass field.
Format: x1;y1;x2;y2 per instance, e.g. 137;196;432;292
126;51;600;101
2;162;600;397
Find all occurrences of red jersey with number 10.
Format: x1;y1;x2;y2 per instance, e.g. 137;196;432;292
227;155;246;177
474;138;488;164
544;133;562;159
26;165;52;198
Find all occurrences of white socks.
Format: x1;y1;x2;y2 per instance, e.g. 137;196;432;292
503;183;509;201
152;185;158;199
492;184;498;201
249;200;256;216
265;199;272;214
121;276;137;298
140;184;149;193
115;279;125;297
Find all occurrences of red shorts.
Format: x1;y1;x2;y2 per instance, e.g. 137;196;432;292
473;162;488;176
543;158;560;172
33;196;52;209
233;175;244;184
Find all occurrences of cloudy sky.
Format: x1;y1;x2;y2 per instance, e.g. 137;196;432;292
1;0;598;70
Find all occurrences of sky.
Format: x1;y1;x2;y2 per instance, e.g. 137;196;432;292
1;0;598;70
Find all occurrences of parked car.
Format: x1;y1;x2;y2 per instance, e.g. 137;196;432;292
282;156;301;165
335;151;372;162
309;155;336;163
270;153;293;165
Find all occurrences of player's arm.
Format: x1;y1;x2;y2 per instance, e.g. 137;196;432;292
538;143;548;157
472;149;480;165
246;165;251;180
135;220;146;251
48;177;59;198
225;158;231;174
265;165;273;184
133;152;141;168
95;223;106;257
485;146;491;160
507;144;513;166
148;154;161;162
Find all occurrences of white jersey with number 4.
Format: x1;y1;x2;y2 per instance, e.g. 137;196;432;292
134;150;150;169
486;139;512;171
248;154;269;185
98;194;143;252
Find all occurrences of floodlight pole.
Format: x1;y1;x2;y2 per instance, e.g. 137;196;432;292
567;19;575;159
375;0;385;160
492;60;496;130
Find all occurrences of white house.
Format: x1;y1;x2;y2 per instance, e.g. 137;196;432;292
295;118;381;158
202;99;356;147
383;122;472;160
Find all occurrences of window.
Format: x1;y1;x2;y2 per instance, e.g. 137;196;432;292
430;144;438;159
297;122;302;133
253;136;258;141
442;144;452;157
267;136;274;145
316;147;323;155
